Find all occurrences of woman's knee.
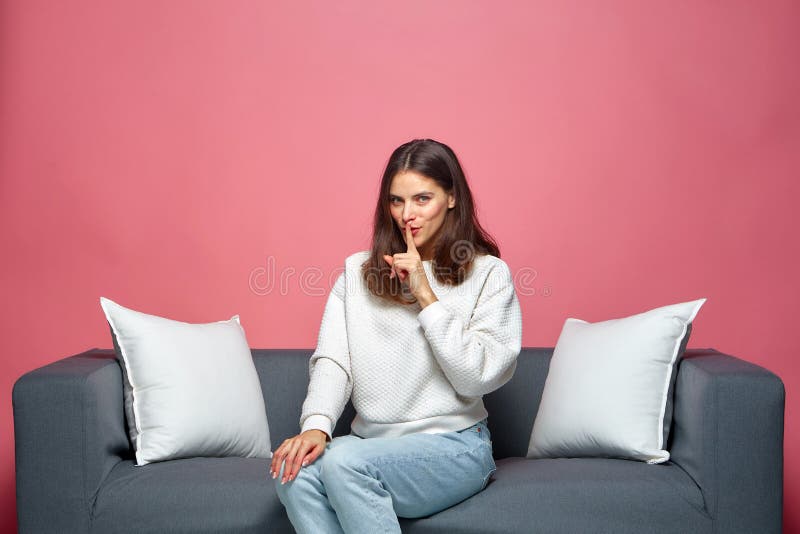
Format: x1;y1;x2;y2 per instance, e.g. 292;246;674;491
318;443;353;473
318;442;372;484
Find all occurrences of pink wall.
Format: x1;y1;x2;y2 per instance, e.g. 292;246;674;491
1;1;798;531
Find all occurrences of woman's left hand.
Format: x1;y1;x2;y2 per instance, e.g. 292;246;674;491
383;225;437;306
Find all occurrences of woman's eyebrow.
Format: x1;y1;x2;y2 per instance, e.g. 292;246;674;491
389;191;434;198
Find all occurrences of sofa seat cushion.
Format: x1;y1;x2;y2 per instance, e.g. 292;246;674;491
91;458;291;534
92;456;712;534
398;457;712;534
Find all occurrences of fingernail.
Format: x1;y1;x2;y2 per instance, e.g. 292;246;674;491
302;461;308;467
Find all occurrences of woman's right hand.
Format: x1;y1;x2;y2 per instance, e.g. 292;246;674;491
270;429;330;484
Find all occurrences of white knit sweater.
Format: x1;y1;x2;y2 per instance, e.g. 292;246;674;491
299;250;523;439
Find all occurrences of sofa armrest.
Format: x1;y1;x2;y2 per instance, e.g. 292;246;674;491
13;349;131;534
670;349;784;533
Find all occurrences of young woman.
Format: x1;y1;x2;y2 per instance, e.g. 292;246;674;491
270;138;522;533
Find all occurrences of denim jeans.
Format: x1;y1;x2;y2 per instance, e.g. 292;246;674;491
274;418;496;534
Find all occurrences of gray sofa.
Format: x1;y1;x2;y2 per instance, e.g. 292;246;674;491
13;347;784;533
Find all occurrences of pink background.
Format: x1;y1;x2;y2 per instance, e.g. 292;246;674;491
1;1;797;531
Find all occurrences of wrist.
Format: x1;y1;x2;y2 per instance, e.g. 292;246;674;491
312;429;331;442
417;290;438;309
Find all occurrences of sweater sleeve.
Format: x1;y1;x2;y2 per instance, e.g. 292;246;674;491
417;260;522;397
299;272;353;439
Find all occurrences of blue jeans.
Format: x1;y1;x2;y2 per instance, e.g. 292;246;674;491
274;418;496;534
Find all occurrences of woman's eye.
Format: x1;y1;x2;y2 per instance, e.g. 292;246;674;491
390;196;429;204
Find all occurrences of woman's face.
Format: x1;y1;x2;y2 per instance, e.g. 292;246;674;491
388;170;455;260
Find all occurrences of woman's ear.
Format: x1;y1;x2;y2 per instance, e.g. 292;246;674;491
448;193;455;209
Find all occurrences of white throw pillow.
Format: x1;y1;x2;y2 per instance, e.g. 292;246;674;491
526;298;706;464
100;297;272;466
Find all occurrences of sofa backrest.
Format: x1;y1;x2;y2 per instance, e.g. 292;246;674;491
254;347;553;460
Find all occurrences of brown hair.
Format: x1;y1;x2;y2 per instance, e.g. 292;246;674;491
361;138;500;305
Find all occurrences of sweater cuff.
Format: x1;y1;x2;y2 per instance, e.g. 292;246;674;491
301;415;333;441
417;300;449;331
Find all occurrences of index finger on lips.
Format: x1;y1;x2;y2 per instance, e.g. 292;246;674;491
405;224;417;253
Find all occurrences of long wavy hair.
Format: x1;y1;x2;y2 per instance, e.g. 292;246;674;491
361;138;500;305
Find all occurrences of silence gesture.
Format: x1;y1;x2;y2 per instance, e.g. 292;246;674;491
383;224;438;307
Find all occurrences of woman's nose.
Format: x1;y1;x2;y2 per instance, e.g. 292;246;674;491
402;203;416;222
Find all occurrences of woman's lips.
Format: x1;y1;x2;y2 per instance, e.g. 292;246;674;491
405;226;421;235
